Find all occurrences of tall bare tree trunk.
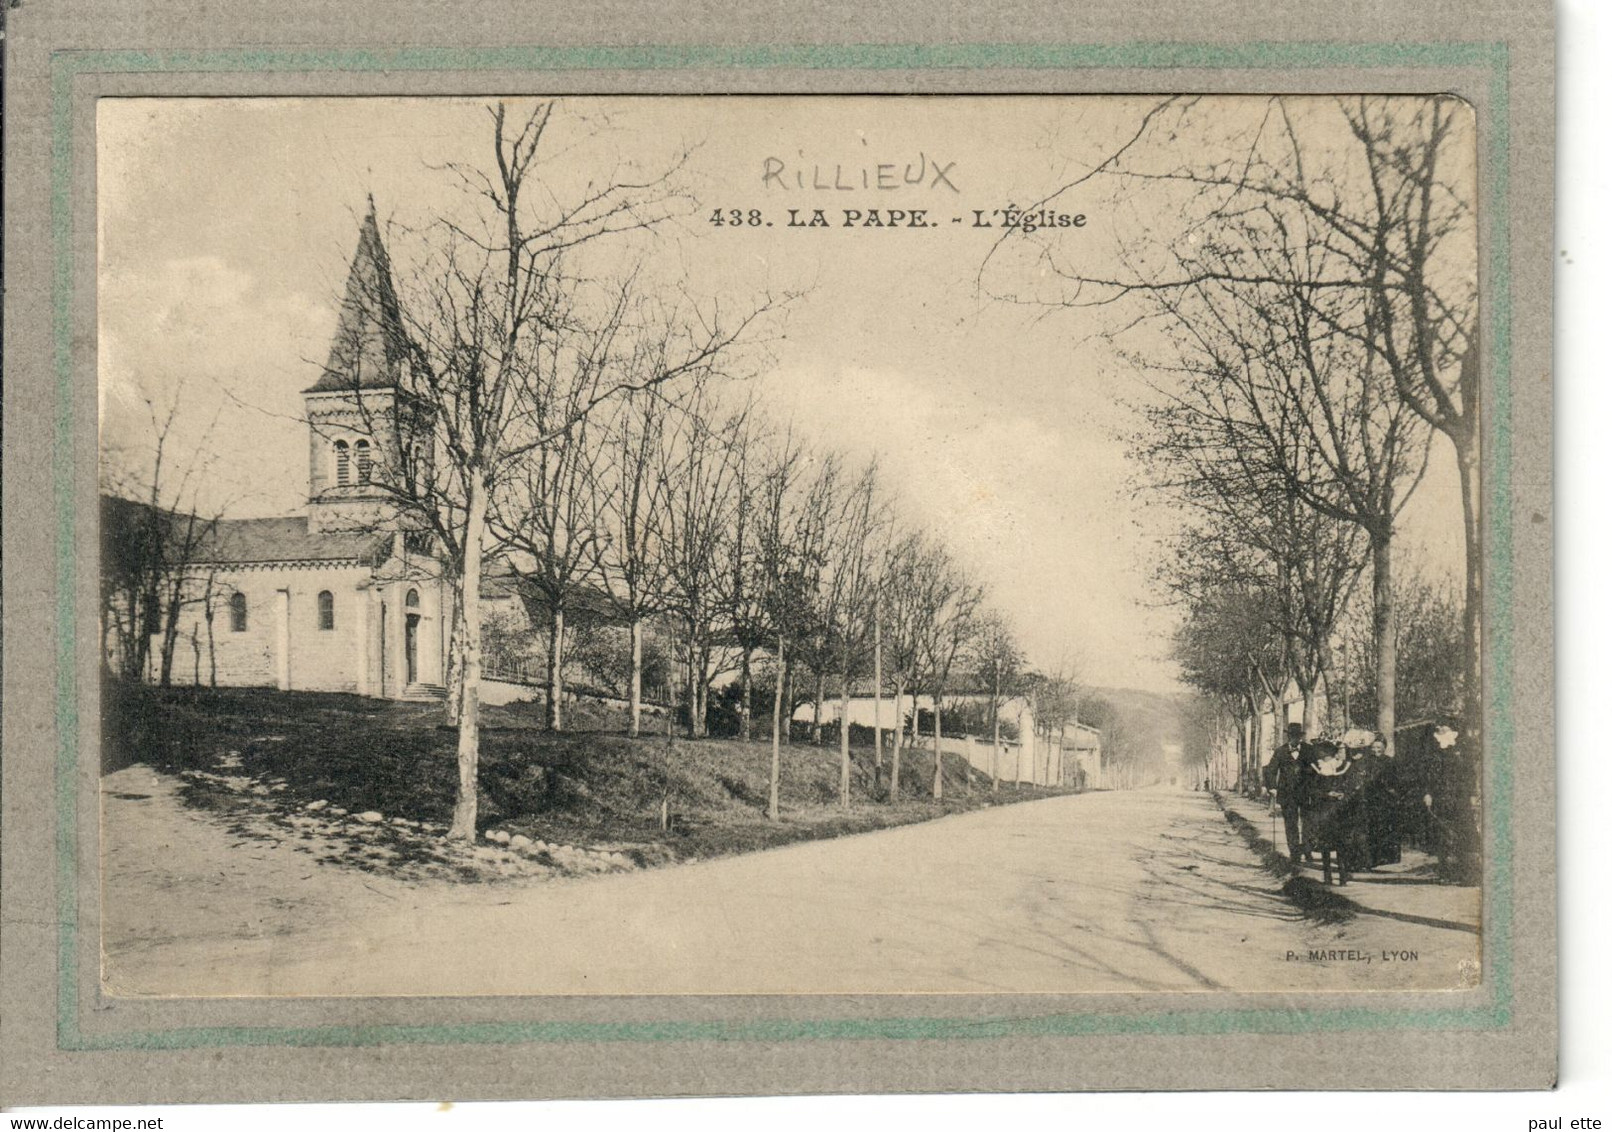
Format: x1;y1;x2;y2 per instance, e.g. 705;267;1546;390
1371;532;1398;759
963;708;973;795
872;603;883;776
990;659;1001;793
1456;439;1482;757
992;712;1002;794
811;672;825;744
697;644;712;738
685;621;699;739
158;587;184;688
204;586;217;688
931;685;945;800
738;647;753;742
628;617;644;738
449;477;487;841
100;612;113;677
134;560;159;682
1250;703;1264;792
889;677;904;804
547;605;565;732
1237;712;1248;788
444;599;465;726
1300;678;1320;737
839;664;852;808
769;633;784;821
1316;640;1336;733
782;661;794;746
660;706;675;831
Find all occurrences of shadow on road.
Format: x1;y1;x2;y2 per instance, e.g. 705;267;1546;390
1345;903;1479;936
1214;794;1356;926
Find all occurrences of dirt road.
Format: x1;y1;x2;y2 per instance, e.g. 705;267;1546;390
102;765;1478;996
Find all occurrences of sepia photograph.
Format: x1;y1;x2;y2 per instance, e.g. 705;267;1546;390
96;93;1484;1000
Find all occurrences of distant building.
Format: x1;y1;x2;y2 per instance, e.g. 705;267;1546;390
1061;724;1104;790
793;691;1102;788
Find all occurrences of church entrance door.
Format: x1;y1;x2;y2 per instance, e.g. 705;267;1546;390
405;614;420;685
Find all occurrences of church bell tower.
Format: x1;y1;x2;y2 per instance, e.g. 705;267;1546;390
304;198;409;534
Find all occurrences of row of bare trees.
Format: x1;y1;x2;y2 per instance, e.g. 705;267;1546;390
989;95;1479;772
491;380;1036;816
326;101;1050;839
100;383;230;690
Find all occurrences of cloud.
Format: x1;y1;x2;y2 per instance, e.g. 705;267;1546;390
99;254;336;517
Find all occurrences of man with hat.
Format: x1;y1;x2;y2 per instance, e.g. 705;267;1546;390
1262;722;1310;864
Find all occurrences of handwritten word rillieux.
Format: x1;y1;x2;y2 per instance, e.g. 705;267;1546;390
762;154;959;192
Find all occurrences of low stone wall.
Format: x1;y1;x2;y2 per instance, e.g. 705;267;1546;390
479;678;671;716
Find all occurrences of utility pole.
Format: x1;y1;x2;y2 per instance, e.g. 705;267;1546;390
991;655;1002;793
873;589;883;784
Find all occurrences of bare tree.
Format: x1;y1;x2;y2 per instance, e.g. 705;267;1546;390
791;451;845;746
910;543;983;801
972;612;1024;792
754;428;829;819
985;95;1465;759
1170;582;1290;790
723;414;774;744
1333;99;1480;751
345;100;760;839
659;390;748;738
1157;232;1432;757
493;294;623;732
878;531;925;804
99;379;227;687
826;460;887;808
1137;380;1369;737
594;388;679;737
1026;663;1082;787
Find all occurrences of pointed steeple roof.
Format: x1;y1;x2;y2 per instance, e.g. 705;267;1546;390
305;197;408;393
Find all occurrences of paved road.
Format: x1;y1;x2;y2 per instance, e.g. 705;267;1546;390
103;772;1479;996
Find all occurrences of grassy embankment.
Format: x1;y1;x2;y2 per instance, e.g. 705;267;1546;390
104;684;1076;875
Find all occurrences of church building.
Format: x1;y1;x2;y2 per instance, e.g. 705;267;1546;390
162;203;454;700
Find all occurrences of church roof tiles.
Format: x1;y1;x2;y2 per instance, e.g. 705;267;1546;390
196;515;392;566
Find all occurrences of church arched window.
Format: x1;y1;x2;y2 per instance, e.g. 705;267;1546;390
229;592;248;633
317;590;335;631
355;439;372;485
334;440;351;486
405;588;420;608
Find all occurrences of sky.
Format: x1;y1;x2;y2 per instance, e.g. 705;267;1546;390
97;96;1469;694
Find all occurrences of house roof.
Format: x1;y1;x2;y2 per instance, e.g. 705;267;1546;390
1060;723;1103;748
304;199;408;395
196;515;392;566
837;681;1029;700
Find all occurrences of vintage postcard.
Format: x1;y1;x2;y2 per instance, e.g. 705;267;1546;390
94;93;1488;999
2;0;1554;1105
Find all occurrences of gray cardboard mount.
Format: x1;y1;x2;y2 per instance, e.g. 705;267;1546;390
0;0;1555;1104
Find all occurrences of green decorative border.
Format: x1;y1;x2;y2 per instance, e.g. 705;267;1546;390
52;40;1515;1050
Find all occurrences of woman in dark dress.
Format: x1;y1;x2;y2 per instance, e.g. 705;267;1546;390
1360;733;1401;867
1338;745;1373;874
1300;740;1355;886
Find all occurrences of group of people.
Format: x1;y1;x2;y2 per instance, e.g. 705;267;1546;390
1259;721;1474;886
